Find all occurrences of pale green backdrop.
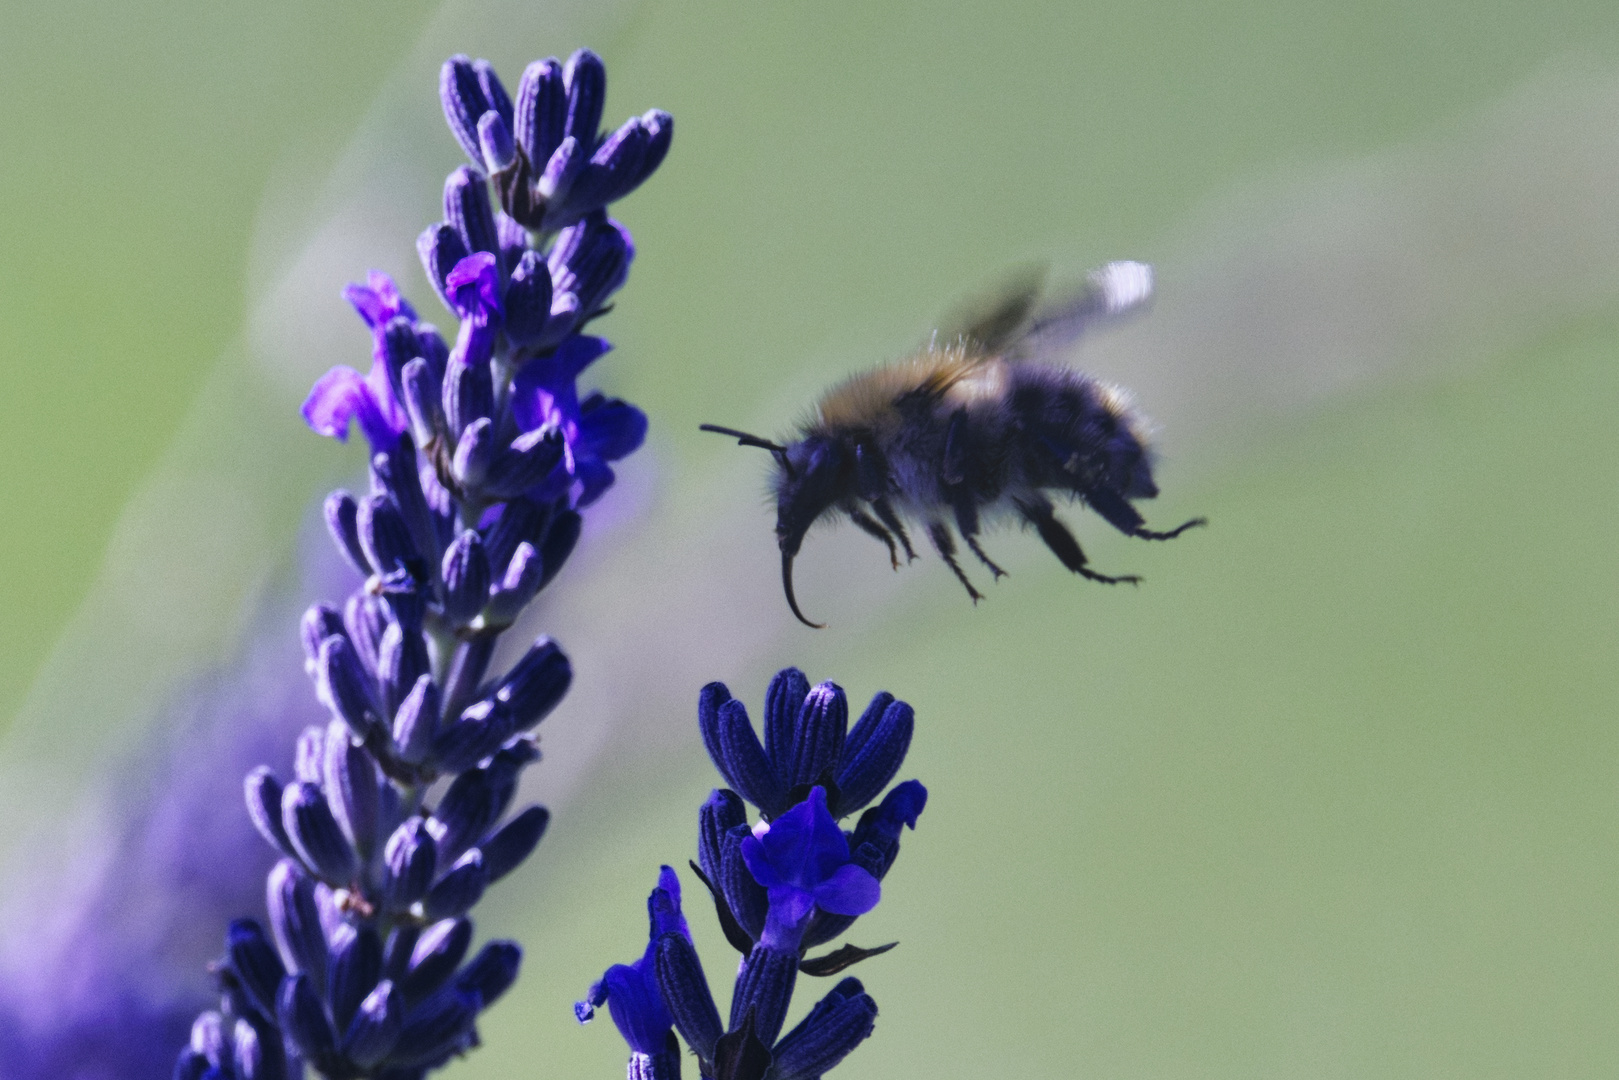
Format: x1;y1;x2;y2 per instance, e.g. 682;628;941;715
2;1;1618;1077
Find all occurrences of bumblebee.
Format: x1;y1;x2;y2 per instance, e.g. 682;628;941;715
703;261;1205;628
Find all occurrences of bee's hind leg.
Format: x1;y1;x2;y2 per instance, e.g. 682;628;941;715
1085;487;1207;542
846;505;902;570
870;497;917;562
927;521;985;602
1019;498;1140;586
1136;517;1208;541
952;498;1006;580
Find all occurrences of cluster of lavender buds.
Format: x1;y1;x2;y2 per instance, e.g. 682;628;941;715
174;47;671;1080
578;669;928;1080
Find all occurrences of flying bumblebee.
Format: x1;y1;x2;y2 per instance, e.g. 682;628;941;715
702;261;1205;628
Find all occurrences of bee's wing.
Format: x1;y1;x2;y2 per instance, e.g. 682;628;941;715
935;263;1049;355
1007;260;1154;361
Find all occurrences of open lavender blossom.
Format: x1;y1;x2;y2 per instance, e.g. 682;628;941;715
176;47;671;1079
579;670;926;1080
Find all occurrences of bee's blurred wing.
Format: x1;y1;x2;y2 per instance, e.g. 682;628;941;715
1010;260;1154;360
936;263;1048;354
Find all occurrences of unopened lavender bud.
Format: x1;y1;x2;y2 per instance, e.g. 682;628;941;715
224;922;286;1029
720;826;768;942
232;1016;286;1080
387;987;480;1068
563;48;606;145
440;530;491;624
300;604;345;671
786;682;848;791
484;541;541;625
392;674;439;765
277;974;340;1072
401;358;442;446
400;917;472;1004
654;932;723;1062
452;416;495;490
494;637;571;731
293;725;326;784
478;111;516;173
731;945;798;1047
432;698;509;775
343;592;388;677
324;491;371;576
769;980;878;1080
514;57;565;168
341;979;405;1068
417;222;470;311
431;760;517;867
376;620;430;719
834;697;914;817
282;782;358;885
443;357;494;445
267;860;327;982
423;848;489;920
381;818;438;910
372;436;437;567
485;425;565;499
245;768;295;860
501;250;553;347
327;922;384;1034
321;722;380;861
537;134;585;206
454;941;522;1006
640;108;674;178
318;636;380;739
698;788;747;884
444;165;499;257
357;493;420;581
698;690;784;817
439;54;494;165
482;497;550;574
481;804;549;883
538;508;582;591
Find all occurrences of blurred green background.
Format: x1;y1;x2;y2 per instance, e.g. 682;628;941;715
4;0;1619;1076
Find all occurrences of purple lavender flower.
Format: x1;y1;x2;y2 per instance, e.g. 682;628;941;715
179;46;672;1078
582;670;925;1080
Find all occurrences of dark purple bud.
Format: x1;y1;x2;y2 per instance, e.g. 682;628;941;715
493;636;571;731
451;416;495;489
786;682;848;792
225;919;287;1022
445;165;499;257
480;804;550;882
245;768;296;859
321;724;380;860
731;945;798;1047
173;1048;209;1080
769;980;878;1080
833;698;913;817
763;668;811;780
440;530;490;625
401;358;442;446
698;688;785;817
232;1015;288;1080
377;620;430;720
400;917;471;1005
653;933;723;1063
548;212;633;321
720;825;768;942
341;979;405;1069
358;493;420;580
299;604;345;670
293;725;326;784
563;48;606;145
444;359;494;446
382;817;438;910
454;940;522;1006
267;859;327;982
485;424;566;499
282;781;358;883
485;542;542;625
382;924;420;984
439;635;496;726
277;974;339;1071
497;211;528;268
639;109;674;179
344;591;389;677
372;436;438;568
323;491;370;575
418;222;471;311
388;987;481;1067
423;848;489;922
848;779;928;878
482;496;551;574
475;57;513;123
327;922;384;1035
502;250;554;347
536;134;586;211
431;743;527;865
478;111;516;173
566;115;649;212
537;509;582;591
514;57;565;168
393;674;439;765
697;788;747;884
318;635;380;739
439;55;493;164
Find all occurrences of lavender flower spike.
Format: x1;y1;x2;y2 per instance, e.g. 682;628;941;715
590;670;926;1080
180;44;673;1078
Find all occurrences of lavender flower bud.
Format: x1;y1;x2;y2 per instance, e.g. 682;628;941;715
480;804;550;882
277;974;340;1072
833;697;913;817
493;637;571;732
502;250;554;347
401;357;442;446
769;978;878;1080
224;919;287;1024
731;945;798;1048
719;825;768;942
282;781;358;884
763;667;811;775
392;673;440;765
653;933;723;1062
400;918;472;1005
478;111;516;174
454;941;522;1006
485;425;565;499
245;768;295;860
341;979;405;1068
514;57;565;169
451;416;495;489
372;436;438;568
327;922;384;1035
293;725;326;784
440;530;491;624
299;603;345;671
785;682;848;792
563;48;606;146
697;788;747;884
318;635;380;739
439;55;497;165
537;134;586;207
387;987;480;1068
377;619;430;719
418;222;470;311
267;859;327;982
381;817;438;909
423;848;490;920
357;493;420;582
321;722;381;860
443;358;494;446
444;166;499;258
344;592;389;677
483;496;550;573
538;509;582;591
698;687;785;817
324;490;370;576
485;541;543;625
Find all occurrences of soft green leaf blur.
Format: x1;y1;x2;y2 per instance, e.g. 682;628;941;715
3;0;1618;1077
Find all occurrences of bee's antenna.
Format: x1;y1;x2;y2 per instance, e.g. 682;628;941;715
699;423;793;474
781;550;826;629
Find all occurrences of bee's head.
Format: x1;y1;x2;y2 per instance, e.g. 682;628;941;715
699;424;853;628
